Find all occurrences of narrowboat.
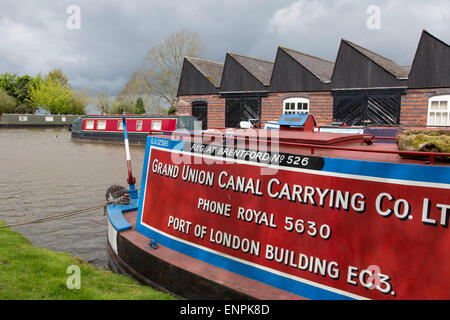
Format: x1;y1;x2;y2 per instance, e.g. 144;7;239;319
71;114;196;146
0;113;81;128
105;115;450;300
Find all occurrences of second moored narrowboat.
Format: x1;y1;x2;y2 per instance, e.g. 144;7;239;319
71;114;197;146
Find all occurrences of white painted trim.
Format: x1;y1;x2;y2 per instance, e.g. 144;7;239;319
427;95;450;126
283;97;310;115
149;147;450;189
107;219;118;255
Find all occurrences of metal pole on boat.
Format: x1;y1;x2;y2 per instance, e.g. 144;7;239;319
122;117;138;199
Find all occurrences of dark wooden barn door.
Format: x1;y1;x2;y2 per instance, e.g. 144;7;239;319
333;95;366;126
366;95;401;126
225;98;261;128
192;101;208;130
225;98;241;128
333;92;401;126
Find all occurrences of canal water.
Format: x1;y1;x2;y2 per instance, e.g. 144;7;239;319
0;128;145;269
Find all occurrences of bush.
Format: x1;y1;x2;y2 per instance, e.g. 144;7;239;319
0;88;17;114
14;103;34;114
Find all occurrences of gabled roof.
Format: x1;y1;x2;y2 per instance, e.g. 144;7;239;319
279;47;334;83
228;53;274;86
185;57;224;88
408;30;450;88
343;39;410;79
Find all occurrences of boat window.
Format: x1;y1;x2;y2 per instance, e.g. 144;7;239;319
85;120;94;129
151;120;162;131
45;116;54;122
428;95;450;126
117;120;123;131
61;117;66;122
136;120;143;131
283;98;309;115
97;120;106;130
18;115;28;121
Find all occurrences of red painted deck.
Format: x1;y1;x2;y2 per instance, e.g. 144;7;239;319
120;210;305;300
218;129;368;145
172;130;450;166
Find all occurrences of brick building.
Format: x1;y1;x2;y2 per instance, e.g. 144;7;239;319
175;30;450;129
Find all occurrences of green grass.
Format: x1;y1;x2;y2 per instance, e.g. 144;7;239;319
0;220;176;300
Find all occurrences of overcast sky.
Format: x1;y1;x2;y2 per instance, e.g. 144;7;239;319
0;0;449;96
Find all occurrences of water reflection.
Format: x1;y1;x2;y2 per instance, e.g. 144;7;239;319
0;128;145;269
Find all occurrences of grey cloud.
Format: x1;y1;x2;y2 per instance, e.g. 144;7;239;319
0;0;448;96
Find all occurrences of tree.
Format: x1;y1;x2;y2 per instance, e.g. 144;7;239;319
110;98;135;114
71;89;90;115
143;95;167;114
14;74;35;104
168;105;176;115
27;69;87;115
0;73;17;97
47;69;70;88
94;92;112;115
28;78;73;114
135;97;145;114
0;73;38;112
27;78;85;115
120;30;204;110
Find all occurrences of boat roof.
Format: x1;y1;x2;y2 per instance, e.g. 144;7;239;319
82;114;180;118
171;129;450;167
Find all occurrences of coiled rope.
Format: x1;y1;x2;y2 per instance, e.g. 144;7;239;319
0;200;120;230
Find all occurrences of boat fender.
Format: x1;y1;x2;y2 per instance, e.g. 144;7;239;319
363;135;375;145
105;184;130;205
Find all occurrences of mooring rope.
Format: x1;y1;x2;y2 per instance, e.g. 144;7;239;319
0;200;120;229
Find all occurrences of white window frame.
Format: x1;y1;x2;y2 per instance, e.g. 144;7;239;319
117;120;123;131
136;120;143;131
45;116;54;122
85;120;94;130
61;116;66;122
18;115;28;121
283;97;309;115
97;120;107;130
427;95;450;127
151;120;162;131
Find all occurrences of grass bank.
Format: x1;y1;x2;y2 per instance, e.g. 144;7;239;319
0;220;175;300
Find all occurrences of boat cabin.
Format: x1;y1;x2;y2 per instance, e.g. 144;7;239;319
277;114;316;132
82;116;177;133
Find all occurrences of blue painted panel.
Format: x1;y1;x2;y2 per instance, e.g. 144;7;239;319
107;198;139;232
278;114;308;126
322;157;450;184
147;136;185;150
